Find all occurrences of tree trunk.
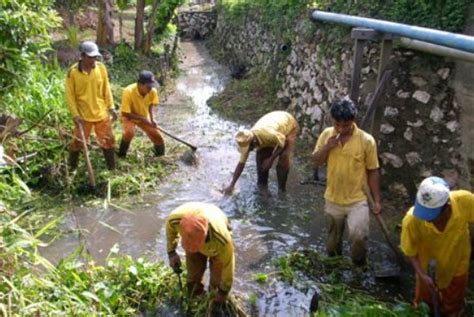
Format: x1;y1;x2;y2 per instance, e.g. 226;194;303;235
97;0;115;46
134;0;145;50
119;13;123;41
143;0;160;54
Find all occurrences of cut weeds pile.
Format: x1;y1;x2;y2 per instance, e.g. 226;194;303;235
273;249;474;316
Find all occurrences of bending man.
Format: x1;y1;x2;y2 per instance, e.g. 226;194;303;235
401;176;474;316
166;202;234;303
224;111;298;193
312;98;381;266
118;70;165;157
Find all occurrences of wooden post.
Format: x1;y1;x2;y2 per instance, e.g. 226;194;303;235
350;38;365;104
370;39;393;139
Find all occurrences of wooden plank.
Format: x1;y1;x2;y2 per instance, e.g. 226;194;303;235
361;70;392;131
349;38;365;103
371;39;393;139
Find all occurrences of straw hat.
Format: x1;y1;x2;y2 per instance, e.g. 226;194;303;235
235;129;253;154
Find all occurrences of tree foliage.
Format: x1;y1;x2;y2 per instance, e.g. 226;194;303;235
0;0;61;93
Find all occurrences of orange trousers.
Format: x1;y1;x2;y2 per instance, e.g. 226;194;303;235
121;117;164;145
70;119;115;151
185;251;223;296
415;273;468;316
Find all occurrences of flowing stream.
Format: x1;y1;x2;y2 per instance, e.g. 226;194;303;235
43;41;412;316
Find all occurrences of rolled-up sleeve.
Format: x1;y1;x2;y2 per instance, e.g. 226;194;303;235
166;217;180;254
400;212;419;257
99;64;114;109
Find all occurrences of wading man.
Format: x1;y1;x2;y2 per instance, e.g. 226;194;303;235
312;98;381;266
224;111;298;194
118;70;165;157
166;202;234;303
66;41;117;170
401;176;474;316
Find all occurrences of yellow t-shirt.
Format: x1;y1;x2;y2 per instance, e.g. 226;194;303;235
313;124;379;205
120;83;159;118
166;202;234;293
401;190;474;289
239;111;297;163
65;62;113;122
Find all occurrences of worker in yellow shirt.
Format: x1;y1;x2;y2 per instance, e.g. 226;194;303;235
65;41;117;170
312;98;381;266
166;202;234;303
118;70;165;157
224;111;298;194
401;176;474;316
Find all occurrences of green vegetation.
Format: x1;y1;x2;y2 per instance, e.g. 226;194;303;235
207;67;286;123
0;205;247;315
277;250;430;316
218;0;471;34
0;0;61;93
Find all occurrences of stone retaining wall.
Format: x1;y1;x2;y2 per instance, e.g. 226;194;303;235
207;11;471;199
177;11;217;40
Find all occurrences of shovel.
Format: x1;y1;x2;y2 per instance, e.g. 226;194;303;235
364;185;406;266
428;260;441;317
173;265;188;315
155;125;198;165
157;126;197;152
78;122;97;191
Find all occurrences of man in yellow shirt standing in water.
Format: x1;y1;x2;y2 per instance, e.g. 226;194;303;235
401;176;474;316
224;111;298;193
312;98;381;266
117;70;164;157
65;41;117;171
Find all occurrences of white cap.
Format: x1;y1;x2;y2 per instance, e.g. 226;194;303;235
79;41;102;57
414;176;450;221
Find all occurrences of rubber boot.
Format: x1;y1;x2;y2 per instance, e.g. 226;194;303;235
276;165;289;192
117;140;130;158
153;144;165;156
69;150;80;171
102;148;116;170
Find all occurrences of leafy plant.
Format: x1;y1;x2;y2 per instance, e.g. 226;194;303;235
66;26;80;49
252;272;268;284
0;0;61;93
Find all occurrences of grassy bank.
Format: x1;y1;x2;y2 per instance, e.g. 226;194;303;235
207;67;287;124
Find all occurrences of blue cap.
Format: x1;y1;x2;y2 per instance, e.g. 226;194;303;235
413;176;450;221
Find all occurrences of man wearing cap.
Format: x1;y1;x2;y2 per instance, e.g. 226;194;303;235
401;176;474;316
224;110;298;194
312;98;381;266
117;70;165;157
66;41;117;170
166;202;234;303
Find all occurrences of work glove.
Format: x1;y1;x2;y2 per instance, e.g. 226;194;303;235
168;251;182;273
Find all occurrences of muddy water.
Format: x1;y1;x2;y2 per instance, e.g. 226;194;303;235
43;41;410;316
